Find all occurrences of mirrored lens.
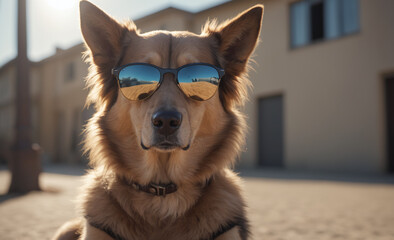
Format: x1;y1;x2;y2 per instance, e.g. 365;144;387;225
178;65;220;101
118;65;160;100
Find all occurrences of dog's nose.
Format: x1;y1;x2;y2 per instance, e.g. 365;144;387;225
151;110;182;136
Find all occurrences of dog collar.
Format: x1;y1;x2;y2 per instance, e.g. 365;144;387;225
130;181;177;197
121;177;213;197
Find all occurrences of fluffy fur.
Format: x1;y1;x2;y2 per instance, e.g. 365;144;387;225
53;1;263;239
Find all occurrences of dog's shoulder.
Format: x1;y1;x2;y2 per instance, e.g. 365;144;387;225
176;169;249;239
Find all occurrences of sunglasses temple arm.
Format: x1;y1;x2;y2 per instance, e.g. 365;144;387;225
111;68;119;76
219;69;225;78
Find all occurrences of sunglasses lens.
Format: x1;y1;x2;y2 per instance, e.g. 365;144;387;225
178;65;220;101
118;65;160;100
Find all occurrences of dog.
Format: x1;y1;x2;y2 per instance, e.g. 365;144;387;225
53;1;263;239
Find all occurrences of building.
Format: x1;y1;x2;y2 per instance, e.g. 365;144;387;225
0;0;393;173
0;59;43;163
0;45;90;164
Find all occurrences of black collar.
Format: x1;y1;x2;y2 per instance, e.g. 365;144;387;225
130;181;177;197
120;177;213;197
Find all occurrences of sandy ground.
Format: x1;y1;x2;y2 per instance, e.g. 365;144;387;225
1;165;394;240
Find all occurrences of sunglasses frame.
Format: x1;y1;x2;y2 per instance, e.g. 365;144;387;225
112;63;225;101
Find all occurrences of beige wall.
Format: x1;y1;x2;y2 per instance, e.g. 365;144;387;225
0;44;89;163
37;45;89;163
239;0;394;172
0;61;42;161
136;8;192;32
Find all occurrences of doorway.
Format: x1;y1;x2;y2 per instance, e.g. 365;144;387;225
258;95;284;167
385;76;394;173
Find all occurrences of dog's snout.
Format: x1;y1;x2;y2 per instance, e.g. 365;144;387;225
152;110;182;136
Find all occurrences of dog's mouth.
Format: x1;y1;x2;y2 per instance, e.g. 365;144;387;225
141;141;190;151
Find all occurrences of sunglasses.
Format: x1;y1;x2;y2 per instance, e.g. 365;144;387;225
112;63;225;101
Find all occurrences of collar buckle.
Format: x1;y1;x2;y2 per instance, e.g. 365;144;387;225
149;183;167;197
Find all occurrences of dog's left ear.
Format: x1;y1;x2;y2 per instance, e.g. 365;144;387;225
217;5;263;72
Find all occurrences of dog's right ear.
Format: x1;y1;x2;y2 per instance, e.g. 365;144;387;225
79;0;127;67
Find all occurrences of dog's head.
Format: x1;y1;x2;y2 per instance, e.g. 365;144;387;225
80;1;263;180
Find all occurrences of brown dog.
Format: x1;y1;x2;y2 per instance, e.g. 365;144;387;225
53;1;263;239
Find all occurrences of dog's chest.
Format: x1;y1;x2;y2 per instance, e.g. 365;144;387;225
82;172;247;240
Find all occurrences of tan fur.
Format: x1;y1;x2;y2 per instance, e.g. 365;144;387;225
82;222;114;240
216;227;242;240
52;218;83;240
54;1;263;239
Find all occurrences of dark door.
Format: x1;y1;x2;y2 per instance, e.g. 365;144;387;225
386;76;394;173
258;95;284;167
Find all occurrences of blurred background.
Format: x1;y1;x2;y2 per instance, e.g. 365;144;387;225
1;0;394;239
1;0;394;173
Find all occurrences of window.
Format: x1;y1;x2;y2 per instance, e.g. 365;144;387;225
290;0;360;48
310;1;324;41
65;62;75;82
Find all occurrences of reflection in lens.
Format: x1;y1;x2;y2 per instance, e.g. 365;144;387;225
178;65;220;100
121;85;157;100
118;65;160;100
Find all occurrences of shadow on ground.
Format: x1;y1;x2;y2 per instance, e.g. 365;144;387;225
2;163;394;185
0;193;26;204
237;167;394;185
42;163;88;176
0;188;62;205
0;163;88;176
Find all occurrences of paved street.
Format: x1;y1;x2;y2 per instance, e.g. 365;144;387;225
1;165;394;240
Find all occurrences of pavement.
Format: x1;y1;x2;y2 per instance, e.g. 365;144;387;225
1;165;394;240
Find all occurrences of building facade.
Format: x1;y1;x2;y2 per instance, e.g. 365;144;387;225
1;0;393;173
0;45;90;164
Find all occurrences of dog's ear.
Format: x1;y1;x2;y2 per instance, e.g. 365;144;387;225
217;5;263;72
79;0;126;66
205;5;263;108
80;1;139;109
